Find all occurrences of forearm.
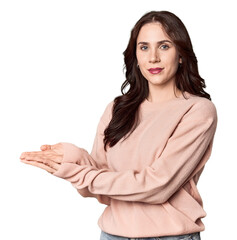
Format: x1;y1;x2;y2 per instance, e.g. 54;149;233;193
76;188;111;205
54;107;217;205
60;142;112;204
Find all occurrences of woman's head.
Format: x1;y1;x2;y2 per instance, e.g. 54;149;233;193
104;11;211;150
123;10;209;98
136;21;182;95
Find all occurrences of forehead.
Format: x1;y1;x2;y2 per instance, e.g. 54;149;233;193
137;22;171;42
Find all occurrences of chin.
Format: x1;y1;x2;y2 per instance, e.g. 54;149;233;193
147;78;166;85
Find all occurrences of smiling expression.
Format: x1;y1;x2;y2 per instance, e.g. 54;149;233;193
136;22;182;89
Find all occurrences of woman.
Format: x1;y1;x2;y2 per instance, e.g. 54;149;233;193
20;11;217;240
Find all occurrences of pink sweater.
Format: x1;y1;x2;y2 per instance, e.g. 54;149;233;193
53;91;217;238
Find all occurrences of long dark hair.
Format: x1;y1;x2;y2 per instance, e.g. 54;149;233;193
103;10;211;151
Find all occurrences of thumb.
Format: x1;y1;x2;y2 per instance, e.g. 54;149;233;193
40;144;52;151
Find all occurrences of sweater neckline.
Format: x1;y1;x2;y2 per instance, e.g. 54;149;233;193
141;91;192;110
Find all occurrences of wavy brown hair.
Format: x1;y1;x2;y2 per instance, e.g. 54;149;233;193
103;10;211;151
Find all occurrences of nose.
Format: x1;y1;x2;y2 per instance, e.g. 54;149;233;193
149;49;160;63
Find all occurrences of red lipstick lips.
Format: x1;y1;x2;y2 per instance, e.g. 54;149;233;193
148;67;164;74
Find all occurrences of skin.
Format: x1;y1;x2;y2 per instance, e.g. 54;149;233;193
136;22;182;103
20;143;63;174
20;22;183;172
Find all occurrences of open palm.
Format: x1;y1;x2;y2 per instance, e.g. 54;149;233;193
20;143;64;174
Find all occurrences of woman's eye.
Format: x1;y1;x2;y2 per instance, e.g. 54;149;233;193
140;45;148;50
160;44;169;50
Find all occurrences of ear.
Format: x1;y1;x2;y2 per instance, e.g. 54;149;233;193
179;56;182;64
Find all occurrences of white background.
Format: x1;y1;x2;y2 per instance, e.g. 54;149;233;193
0;0;236;239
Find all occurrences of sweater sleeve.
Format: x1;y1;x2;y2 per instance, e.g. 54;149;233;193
54;100;217;204
58;101;114;205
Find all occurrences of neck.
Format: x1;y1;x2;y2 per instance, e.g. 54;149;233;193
146;85;182;103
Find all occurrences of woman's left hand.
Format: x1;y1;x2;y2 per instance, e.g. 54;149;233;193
20;143;64;174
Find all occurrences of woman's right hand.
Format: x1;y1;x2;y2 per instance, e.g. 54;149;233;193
20;143;64;174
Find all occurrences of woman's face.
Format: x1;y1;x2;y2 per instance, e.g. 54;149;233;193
136;22;181;89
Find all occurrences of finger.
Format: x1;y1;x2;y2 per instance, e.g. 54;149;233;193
25;153;60;170
20;151;37;160
25;154;47;162
20;152;26;159
40;145;51;151
23;150;50;158
21;151;45;161
21;159;56;174
24;151;62;164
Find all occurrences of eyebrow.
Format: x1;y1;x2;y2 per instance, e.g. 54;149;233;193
137;40;173;45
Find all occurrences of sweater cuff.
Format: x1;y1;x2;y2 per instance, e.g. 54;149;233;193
53;161;100;188
53;162;71;179
60;142;84;164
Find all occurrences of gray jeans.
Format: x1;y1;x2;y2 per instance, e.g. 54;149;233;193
100;231;201;240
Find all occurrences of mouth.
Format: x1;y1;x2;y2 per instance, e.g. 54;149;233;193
148;67;164;74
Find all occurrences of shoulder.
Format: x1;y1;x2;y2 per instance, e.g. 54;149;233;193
100;99;115;125
184;93;217;124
